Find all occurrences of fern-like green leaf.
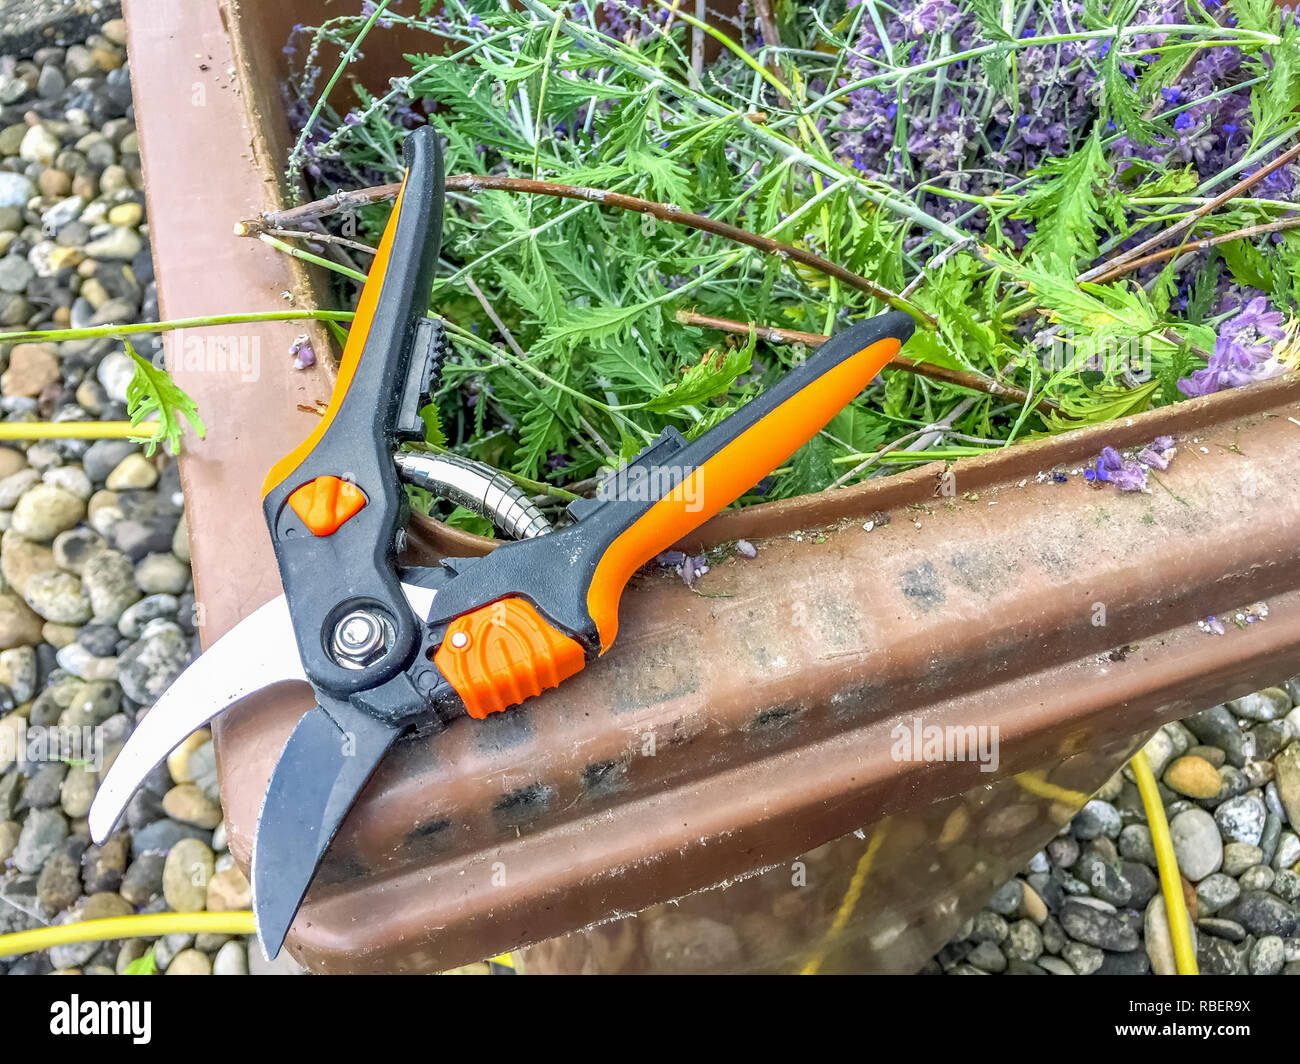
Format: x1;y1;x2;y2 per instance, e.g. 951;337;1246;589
1039;380;1160;432
645;329;754;413
124;341;206;457
1016;132;1111;268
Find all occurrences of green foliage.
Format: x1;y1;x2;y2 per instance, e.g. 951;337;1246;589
282;0;1300;505
768;434;838;500
124;342;206;457
969;0;1015;98
443;504;495;538
124;949;157;976
1039;380;1160;431
1015;133;1112;268
645;330;755;413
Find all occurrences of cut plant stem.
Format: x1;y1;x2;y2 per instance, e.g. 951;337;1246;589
259;233;367;283
252;224;377;257
1089;216;1300;283
675;310;1059;412
243;175;935;326
0;309;354;346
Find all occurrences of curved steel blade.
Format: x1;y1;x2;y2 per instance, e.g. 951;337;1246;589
88;582;436;847
252;698;400;960
89;594;305;844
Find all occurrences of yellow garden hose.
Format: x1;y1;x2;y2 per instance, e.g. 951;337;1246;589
0;911;255;958
1131;748;1199;975
0;421;158;440
799;820;890;975
1015;770;1090;807
0;756;1197;979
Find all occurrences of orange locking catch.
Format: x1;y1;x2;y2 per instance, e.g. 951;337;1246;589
434;598;586;719
287;475;367;536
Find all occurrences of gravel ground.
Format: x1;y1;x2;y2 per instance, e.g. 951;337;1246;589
0;13;261;976
929;679;1300;975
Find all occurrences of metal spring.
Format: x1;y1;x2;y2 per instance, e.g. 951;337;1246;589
393;452;552;540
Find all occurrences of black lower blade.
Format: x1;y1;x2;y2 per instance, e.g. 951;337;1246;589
252;699;400;960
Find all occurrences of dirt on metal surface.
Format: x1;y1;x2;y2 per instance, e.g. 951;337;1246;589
127;0;1300;972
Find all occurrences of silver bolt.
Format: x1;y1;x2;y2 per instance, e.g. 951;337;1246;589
450;631;469;649
332;610;388;667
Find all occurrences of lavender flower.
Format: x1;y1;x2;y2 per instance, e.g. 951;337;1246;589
832;0;1298;262
1084;445;1147;491
290;333;315;370
656;550;709;587
1178;297;1287;397
681;555;709;587
1137;435;1176;471
361;1;394;30
1200;615;1227;636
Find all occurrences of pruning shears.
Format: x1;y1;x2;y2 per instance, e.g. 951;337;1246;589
88;127;914;959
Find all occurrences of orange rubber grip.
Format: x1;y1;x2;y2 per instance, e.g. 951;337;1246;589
434;597;586;719
585;334;903;651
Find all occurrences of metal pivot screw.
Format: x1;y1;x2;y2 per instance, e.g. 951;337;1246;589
332;610;389;668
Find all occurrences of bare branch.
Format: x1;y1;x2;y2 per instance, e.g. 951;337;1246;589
1085;214;1300;285
675;309;1060;413
752;0;784;78
1079;140;1300;284
242;175;936;327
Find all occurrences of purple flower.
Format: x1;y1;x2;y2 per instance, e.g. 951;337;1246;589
1134;434;1177;471
681;555;708;588
1085;445;1147;491
361;1;394;29
735;539;757;559
1109;463;1148;492
656;550;708;588
289;333;315;370
1179;297;1286;397
910;0;960;33
1137;447;1169;470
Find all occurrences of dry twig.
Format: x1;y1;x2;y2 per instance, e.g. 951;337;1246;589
241;175;936;326
675;309;1060;412
1080;140;1300;284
